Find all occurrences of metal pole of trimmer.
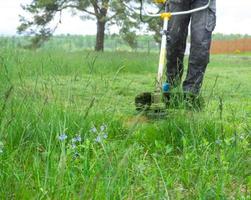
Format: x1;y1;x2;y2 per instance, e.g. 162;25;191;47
157;1;171;91
151;0;171;112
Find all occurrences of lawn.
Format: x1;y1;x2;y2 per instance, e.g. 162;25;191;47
0;48;250;199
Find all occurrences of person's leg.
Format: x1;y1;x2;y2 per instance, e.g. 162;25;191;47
183;0;216;95
166;0;191;88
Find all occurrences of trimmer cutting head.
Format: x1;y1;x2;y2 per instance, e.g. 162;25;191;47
135;91;167;118
135;92;152;111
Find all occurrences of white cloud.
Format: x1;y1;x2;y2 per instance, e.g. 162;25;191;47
0;0;250;36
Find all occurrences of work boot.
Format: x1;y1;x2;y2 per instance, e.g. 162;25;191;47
135;92;152;111
183;93;205;111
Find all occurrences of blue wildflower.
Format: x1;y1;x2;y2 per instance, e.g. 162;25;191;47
58;133;68;141
95;135;102;143
90;126;98;133
100;124;107;132
103;133;108;139
71;143;77;149
72;135;81;143
75;135;82;142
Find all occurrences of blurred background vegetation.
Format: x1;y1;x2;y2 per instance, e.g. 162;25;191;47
1;33;251;53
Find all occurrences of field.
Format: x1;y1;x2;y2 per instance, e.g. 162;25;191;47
0;48;250;199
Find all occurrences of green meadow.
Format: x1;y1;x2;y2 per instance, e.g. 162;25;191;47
0;48;250;199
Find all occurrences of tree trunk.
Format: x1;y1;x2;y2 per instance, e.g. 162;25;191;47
95;20;106;51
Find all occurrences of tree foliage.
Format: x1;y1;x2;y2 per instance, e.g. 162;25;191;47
18;0;140;51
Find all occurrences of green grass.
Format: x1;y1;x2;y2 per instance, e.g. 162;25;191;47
0;48;250;199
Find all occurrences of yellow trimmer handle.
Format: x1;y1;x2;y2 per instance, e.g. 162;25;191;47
154;0;166;3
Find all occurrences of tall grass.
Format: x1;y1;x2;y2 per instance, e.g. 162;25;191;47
0;48;250;199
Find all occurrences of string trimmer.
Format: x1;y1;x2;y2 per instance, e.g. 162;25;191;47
134;0;211;117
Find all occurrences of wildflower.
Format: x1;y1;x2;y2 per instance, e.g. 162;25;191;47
71;135;81;143
103;133;108;139
100;124;107;132
58;133;68;141
95;135;102;143
75;135;82;142
90;126;97;133
71;143;77;149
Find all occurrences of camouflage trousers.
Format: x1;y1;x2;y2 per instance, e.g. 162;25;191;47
166;0;216;94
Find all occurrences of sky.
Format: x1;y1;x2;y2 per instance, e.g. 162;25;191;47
0;0;251;36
